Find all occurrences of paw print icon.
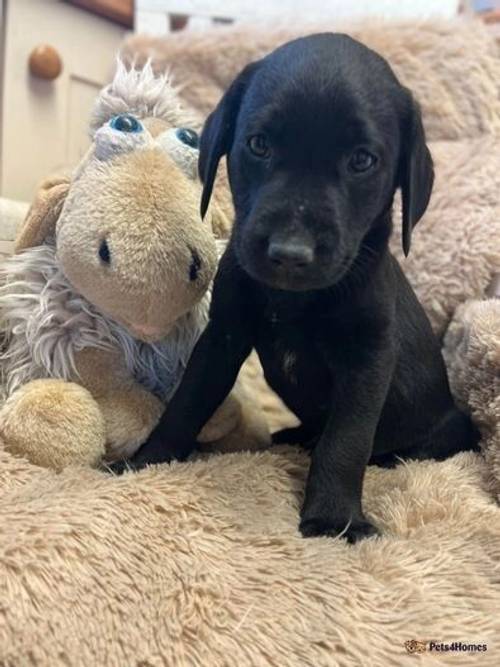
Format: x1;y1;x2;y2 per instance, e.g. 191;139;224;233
404;640;427;654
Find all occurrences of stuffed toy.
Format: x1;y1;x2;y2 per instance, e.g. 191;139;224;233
0;62;269;471
443;274;500;491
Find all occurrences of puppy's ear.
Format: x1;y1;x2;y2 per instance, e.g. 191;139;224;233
399;96;434;256
199;62;259;219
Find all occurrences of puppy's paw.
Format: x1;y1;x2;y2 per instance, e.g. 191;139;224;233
271;425;318;449
103;459;139;475
103;449;179;475
104;445;183;475
299;515;379;543
103;440;184;475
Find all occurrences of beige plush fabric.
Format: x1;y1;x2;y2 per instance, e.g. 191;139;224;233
123;19;500;142
1;19;500;666
1;447;500;666
391;137;500;336
0;198;28;259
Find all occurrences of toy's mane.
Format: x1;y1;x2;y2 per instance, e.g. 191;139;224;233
0;244;211;400
90;59;197;135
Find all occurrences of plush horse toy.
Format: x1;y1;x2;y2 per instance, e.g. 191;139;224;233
0;62;269;470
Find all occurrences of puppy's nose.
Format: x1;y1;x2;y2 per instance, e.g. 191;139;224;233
267;241;314;269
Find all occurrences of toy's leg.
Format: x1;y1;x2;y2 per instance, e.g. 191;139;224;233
0;379;106;471
199;378;270;453
97;386;164;462
73;347;164;462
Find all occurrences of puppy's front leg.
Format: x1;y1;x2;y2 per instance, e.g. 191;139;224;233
300;343;395;543
124;319;252;469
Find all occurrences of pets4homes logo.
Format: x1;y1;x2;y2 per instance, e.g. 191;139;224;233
404;639;488;654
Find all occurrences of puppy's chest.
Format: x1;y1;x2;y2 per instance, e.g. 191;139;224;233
254;306;331;392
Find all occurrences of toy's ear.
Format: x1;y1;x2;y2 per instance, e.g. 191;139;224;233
199;61;260;220
208;201;232;239
399;95;434;257
15;175;71;253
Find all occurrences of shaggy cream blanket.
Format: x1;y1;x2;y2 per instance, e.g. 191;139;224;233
1;19;500;666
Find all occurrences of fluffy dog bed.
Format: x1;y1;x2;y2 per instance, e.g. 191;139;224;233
1;19;500;666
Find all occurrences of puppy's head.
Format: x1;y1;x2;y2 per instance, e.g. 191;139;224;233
200;33;433;291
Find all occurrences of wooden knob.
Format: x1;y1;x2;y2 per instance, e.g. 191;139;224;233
28;45;63;80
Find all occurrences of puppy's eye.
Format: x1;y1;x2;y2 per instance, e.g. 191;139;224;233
109;114;143;133
248;134;270;158
176;128;199;148
349;149;377;173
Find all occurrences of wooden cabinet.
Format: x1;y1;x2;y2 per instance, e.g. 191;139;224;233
0;0;128;202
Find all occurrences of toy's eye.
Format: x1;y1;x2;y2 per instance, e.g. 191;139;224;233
109;114;143;133
248;134;270;158
176;128;199;148
348;148;377;173
98;239;111;264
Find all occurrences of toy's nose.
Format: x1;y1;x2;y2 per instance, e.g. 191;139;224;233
267;241;314;270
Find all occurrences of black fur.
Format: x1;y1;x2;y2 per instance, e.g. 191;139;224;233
123;34;479;542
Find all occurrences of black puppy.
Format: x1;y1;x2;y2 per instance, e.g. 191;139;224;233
124;34;479;542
